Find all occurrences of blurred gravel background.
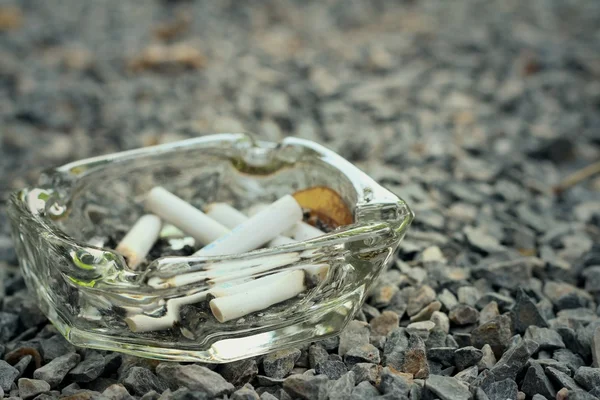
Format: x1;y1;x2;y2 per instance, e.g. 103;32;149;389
1;1;600;399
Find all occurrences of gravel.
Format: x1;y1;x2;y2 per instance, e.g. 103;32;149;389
32;353;80;388
1;0;600;398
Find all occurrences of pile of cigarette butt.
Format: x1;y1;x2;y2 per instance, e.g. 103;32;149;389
110;186;352;331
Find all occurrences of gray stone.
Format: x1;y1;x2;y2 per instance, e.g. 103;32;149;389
61;382;82;396
156;364;234;398
140;390;160;400
449;305;479;325
383;328;408;370
370;311;399;337
489;339;539;381
430;311;450;334
476;293;515;312
524;326;565;350
592;325;600;367
407;286;436;317
256;375;284;387
351;363;381;385
557;308;598;324
377;367;410;396
315;360;347;380
327;372;355;400
343;344;380;367
14;354;32;377
471;314;513;358
530;359;571;376
531;395;547;400
511;289;548;333
231;386;260;400
308;346;329;371
479;301;500;325
406;321;436;336
427;347;456;367
477;344;497;371
317;336;339;351
120;367;168;396
283;374;328;400
474;258;541;289
545;366;582;391
552;349;584;374
401;334;429;379
410;301;442;322
438;289;459;311
455;365;478;385
351;381;379;399
218;359;258;387
0;360;19;391
454;346;483;370
33;352;80;388
361;304;381;321
521;363;555;399
39;335;76;363
544;281;592;310
68;351;105;382
168;388;209;400
574;366;600;391
425;328;448;350
18;378;50;400
425;375;471;400
583;266;600;293
369;284;399;308
464;226;505;253
0;312;19;342
567;390;599;400
339;321;370;356
458;286;482;307
454;333;473;348
483;378;518;400
263;348;301;379
101;384;134;400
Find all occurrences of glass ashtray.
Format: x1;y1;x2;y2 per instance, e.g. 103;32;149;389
8;133;413;362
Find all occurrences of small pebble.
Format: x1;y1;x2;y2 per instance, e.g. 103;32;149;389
454;346;483;370
370;311;399;336
262;349;301;379
338;321;370;356
18;378;50;400
449;305;479;325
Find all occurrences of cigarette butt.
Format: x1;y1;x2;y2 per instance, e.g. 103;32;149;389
194;195;303;257
208;270;291;297
145;187;229;245
206;202;296;248
205;203;248;228
248;203;325;242
115;214;162;269
268;236;297;247
147;251;300;289
125;290;207;333
287;222;325;241
209;269;306;323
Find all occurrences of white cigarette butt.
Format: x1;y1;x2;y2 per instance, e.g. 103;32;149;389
194;195;303;257
205;203;248;228
288;222;325;241
115;214;162;269
125;290;207;333
206;202;296;248
209;269;306;323
249;203;325;242
145;187;229;245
